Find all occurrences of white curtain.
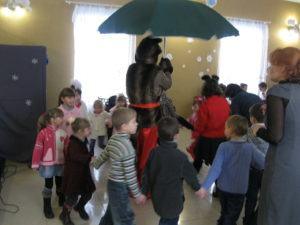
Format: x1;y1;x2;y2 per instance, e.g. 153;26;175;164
73;5;136;107
218;18;269;94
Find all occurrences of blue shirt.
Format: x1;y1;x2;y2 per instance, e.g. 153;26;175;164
202;138;265;194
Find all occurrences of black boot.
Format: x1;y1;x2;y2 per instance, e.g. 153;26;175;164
43;198;54;219
74;205;89;220
57;192;65;207
59;206;74;225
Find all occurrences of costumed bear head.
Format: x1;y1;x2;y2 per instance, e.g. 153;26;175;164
135;36;162;64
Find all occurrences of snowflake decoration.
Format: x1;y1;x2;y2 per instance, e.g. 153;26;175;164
187;50;192;54
198;71;204;77
187;38;194;43
206;68;210;72
32;58;38;64
182;64;186;69
11;74;19;81
196;56;202;63
165;53;173;61
207;55;213;63
213;49;217;53
25;99;32;106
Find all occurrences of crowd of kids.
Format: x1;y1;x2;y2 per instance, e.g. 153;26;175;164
32;78;269;225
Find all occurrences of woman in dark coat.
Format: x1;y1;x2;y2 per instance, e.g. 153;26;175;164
225;84;261;121
253;47;300;225
60;118;95;225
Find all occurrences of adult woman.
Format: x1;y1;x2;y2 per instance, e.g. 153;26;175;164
193;75;230;172
255;47;300;225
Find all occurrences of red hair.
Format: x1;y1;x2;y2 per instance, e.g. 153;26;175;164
270;47;300;80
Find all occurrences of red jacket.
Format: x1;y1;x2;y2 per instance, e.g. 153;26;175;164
32;125;68;169
193;96;230;139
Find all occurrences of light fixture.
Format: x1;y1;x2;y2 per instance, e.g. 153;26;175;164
2;0;31;11
287;18;300;34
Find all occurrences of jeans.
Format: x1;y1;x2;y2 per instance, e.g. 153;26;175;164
159;217;179;225
218;190;245;225
99;180;135;225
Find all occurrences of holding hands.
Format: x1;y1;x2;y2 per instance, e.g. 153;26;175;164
135;194;147;205
195;187;208;199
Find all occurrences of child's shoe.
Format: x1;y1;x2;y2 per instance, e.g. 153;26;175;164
43;198;54;219
59;206;74;225
74;205;89;220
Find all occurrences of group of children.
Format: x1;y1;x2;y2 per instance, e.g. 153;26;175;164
32;84;268;225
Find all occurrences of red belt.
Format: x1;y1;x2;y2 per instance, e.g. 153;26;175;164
130;102;160;109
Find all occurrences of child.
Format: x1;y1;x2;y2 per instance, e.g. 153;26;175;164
58;87;83;137
243;103;269;225
32;108;68;219
199;115;265;225
73;88;88;118
89;100;111;155
258;82;267;101
60;118;95;225
141;117;202;225
109;94;128;113
186;96;204;159
93;107;144;225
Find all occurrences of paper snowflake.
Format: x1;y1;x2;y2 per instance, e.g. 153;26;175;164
32;58;38;64
11;74;19;81
197;56;202;62
207;55;213;63
25;99;32;106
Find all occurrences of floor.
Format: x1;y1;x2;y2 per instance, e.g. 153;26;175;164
0;129;244;225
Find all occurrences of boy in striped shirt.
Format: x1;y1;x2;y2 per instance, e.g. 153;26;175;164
93;107;145;225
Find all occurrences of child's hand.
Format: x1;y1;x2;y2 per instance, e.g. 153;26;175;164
90;156;96;165
195;188;208;199
251;124;265;136
135;194;147;205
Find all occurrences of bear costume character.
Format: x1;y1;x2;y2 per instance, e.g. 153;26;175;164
126;36;172;180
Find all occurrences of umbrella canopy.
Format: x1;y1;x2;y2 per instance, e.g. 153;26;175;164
99;0;239;40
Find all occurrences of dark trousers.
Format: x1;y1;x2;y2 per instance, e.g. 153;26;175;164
0;157;5;179
159;217;179;225
90;136;106;155
99;180;134;225
218;190;245;225
193;137;225;172
243;169;263;225
65;192;93;209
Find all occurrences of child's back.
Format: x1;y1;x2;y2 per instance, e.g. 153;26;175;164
203;140;264;194
142;140;200;219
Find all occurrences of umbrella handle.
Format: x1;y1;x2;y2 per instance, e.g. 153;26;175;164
163;37;166;57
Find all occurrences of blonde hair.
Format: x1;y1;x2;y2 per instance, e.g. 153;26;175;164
71;118;90;133
226;115;248;136
93;100;104;109
112;107;136;130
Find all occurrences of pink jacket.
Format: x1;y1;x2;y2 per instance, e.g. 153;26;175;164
32;125;68;169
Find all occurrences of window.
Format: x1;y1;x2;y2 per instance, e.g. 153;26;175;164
218;18;269;94
72;5;135;107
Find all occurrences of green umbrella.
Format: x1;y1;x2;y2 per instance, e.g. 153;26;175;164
98;0;239;40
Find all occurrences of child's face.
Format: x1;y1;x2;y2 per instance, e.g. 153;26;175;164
61;96;75;108
117;100;126;107
192;104;199;113
121;116;138;134
75;93;81;104
94;105;103;114
52;116;63;127
81;127;91;138
224;124;233;139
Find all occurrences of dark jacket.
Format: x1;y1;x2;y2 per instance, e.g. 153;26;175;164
231;92;261;120
63;135;95;195
142;140;200;219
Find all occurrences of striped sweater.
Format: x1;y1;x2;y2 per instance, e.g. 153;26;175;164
93;133;141;197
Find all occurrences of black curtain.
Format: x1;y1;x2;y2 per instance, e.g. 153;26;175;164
0;45;46;162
